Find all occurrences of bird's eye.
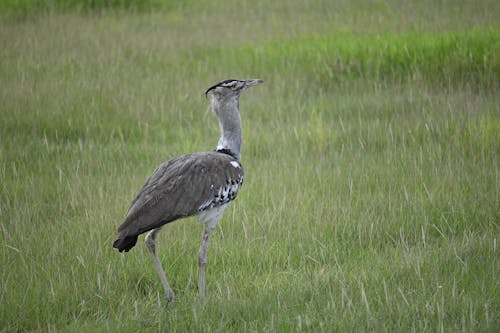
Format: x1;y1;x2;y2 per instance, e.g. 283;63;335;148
223;81;238;89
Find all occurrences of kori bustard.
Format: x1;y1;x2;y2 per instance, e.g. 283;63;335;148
113;79;263;302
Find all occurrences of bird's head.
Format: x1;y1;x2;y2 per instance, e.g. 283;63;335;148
205;79;263;99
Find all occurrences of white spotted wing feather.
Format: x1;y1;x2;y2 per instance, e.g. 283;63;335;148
116;152;244;239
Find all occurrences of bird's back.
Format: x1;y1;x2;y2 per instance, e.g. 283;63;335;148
113;151;244;252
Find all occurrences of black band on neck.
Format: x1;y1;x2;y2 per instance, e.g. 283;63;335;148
215;148;237;159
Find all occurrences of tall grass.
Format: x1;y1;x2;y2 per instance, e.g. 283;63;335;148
0;0;173;19
1;0;499;332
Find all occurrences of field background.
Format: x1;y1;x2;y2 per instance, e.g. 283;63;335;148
1;0;499;332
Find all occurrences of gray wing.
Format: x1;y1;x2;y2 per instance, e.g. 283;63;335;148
116;152;244;239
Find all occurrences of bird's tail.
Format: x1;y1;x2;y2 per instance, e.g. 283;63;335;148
113;235;138;252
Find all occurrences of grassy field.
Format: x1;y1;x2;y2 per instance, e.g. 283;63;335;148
1;0;499;331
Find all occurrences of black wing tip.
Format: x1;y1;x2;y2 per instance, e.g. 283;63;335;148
113;236;138;252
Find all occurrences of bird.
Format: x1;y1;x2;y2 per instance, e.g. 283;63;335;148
113;78;263;302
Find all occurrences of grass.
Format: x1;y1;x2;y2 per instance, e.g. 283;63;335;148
1;0;499;331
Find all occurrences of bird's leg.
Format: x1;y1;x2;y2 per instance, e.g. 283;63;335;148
198;224;212;300
145;228;175;303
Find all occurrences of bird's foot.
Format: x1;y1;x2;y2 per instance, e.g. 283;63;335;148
165;289;175;303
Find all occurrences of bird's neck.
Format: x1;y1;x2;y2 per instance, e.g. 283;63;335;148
212;95;242;160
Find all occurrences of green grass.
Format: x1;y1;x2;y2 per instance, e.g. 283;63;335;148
1;1;499;332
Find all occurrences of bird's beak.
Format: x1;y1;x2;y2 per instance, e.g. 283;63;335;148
243;79;264;89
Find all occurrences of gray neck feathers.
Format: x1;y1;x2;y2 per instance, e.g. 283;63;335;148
212;95;242;160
